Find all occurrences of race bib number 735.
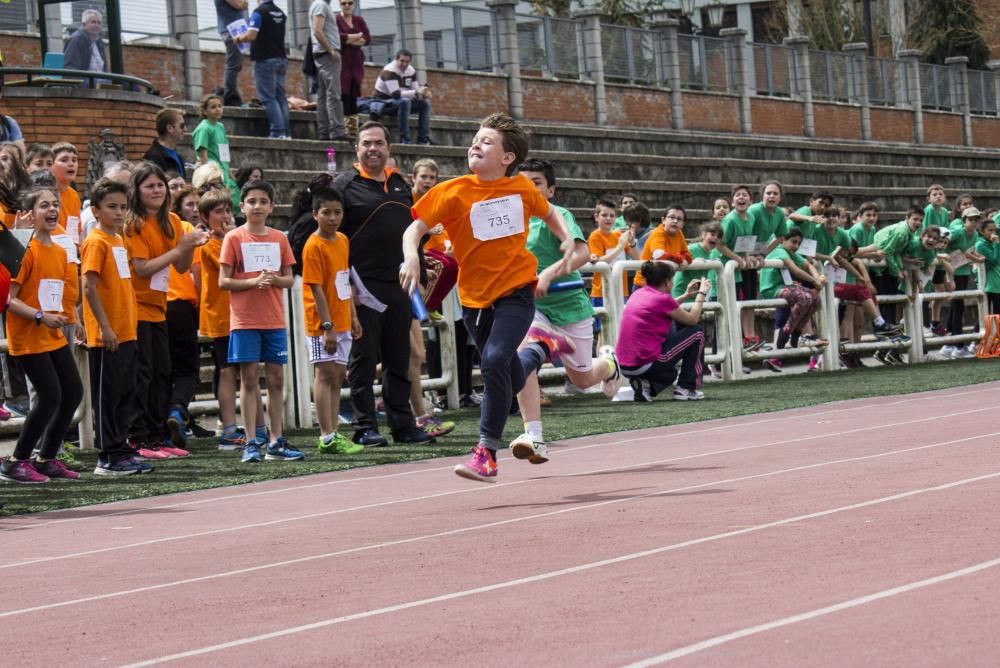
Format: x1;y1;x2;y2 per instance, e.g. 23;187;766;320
469;195;525;241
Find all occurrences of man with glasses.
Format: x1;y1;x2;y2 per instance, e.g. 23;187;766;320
142;109;189;177
63;9;109;74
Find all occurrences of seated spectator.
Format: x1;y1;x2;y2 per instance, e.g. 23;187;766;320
63;9;110;75
372;49;437;145
143;109;188;177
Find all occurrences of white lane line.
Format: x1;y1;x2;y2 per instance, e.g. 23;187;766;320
5;384;991;533
119;469;1000;667
621;557;1000;666
0;406;991;570
4;429;996;620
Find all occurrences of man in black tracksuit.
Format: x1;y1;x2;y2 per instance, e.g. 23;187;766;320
334;121;431;446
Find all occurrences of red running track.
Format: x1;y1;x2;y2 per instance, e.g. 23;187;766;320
2;383;1000;666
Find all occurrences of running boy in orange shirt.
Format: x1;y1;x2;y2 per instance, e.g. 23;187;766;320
301;187;365;456
82;179;152;475
401;113;575;483
220;179;303;463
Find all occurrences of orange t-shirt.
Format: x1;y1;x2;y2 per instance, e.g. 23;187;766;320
634;226;694;288
302;232;352;336
58;187;82;244
197;236;231;338
124;212;184;323
168;221;199;306
81;227;138;347
7;239;72;357
219;225;295;331
0;203;15;227
587;228;623;298
411;173;548;309
50;223;80;324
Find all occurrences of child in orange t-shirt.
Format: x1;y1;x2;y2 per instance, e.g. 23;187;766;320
587;196;637;329
301;187;364;456
81;179;150;475
51;142;84;340
220;179;303;463
634;206;695;288
164;217;201;449
196;189;255;450
124;163;207;459
402;113;575;483
0;187;83;483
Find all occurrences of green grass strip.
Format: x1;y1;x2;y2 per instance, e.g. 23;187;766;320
2;358;998;517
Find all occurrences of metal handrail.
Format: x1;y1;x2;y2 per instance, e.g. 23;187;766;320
0;67;158;94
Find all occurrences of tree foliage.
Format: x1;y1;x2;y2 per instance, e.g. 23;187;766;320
908;0;990;69
764;0;869;51
526;0;664;27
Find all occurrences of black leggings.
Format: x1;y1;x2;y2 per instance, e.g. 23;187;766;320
13;345;83;460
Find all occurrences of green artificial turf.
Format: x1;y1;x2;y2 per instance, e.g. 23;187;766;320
2;358;998;517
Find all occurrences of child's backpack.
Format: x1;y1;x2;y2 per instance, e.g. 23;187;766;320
975;314;1000;358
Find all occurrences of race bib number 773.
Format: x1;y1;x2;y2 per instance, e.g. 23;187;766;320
469;195;525;242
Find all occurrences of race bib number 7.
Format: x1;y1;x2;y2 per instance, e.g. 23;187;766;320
469;195;525;242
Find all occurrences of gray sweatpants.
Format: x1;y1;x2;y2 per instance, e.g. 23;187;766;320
315;51;347;139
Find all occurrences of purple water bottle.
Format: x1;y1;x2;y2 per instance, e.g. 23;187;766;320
326;147;337;175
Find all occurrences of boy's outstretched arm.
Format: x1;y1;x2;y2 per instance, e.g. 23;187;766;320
400;218;430;295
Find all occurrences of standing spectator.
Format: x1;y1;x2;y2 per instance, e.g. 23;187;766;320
142;109;188;178
310;0;350;141
236;1;290;139
373;50;437;145
63;9;109;75
336;0;370;137
215;0;249;106
332;122;431;447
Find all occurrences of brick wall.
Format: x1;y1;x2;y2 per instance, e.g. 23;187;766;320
972;117;1000;148
813;103;862;139
750;97;804;136
605;84;671;128
523;78;594;124
3;88;162;192
683;92;741;133
870;108;915;143
923;111;964;146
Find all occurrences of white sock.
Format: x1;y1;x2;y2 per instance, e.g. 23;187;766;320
525;421;543;442
321;432;335;444
874;316;885;326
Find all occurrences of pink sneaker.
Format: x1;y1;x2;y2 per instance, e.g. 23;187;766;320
0;404;11;421
0;459;49;484
454;444;498;483
33;458;80;481
133;443;174;460
157;443;190;458
526;323;576;360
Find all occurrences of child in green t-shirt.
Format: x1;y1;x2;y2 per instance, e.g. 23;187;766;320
942;206;986;358
192;94;239;206
976;218;1000;315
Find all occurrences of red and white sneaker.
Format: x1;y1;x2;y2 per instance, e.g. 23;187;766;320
526;322;576;361
454;444;498;483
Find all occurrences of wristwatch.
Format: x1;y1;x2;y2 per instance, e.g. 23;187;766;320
320;321;334;331
34;310;43;326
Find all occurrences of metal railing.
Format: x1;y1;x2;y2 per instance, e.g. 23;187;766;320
919;62;954;111
753;42;794;97
517;15;581;78
968;68;999;116
866;56;909;107
809;49;853;102
0;67;157;94
677;33;732;92
601;24;658;85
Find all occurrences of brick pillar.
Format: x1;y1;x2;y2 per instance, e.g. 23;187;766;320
898;48;924;143
400;0;428;82
843;42;870;141
573;6;607;126
720;27;751;134
946;55;972;146
651;17;683;130
784;36;814;137
487;0;523;120
171;0;203;101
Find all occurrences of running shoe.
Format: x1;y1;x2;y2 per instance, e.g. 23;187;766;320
873;350;889;365
317;433;364;455
873;321;903;337
265;437;305;461
808;356;820;372
33;458;80;481
708;364;722;379
218;430;247;451
526;322;576;360
94;458;143;476
416;413;456;438
0;459;48;484
454;444;498;483
763;357;783;373
886;350;905;365
742;336;762;352
165;409;187;448
672;387;705;401
131;441;174;460
629;377;654;402
510;433;549;464
157;440;190;458
939;345;958;359
598;345;622;399
931;324;948;337
0;404;10;421
241;441;263;463
2;397;29;418
56;444;85;472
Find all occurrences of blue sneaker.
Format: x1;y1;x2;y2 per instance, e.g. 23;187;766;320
94;456;154;476
241;441;263;463
218;430;247;451
165;409;187;447
265;437;305;461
